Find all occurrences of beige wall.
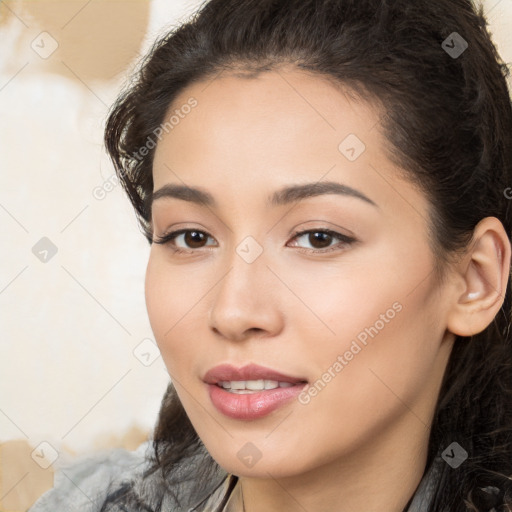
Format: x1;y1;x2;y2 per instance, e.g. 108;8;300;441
0;1;203;509
0;0;510;509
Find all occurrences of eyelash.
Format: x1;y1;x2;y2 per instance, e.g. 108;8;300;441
152;228;356;255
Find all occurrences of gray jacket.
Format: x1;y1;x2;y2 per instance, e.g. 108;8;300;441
28;441;444;511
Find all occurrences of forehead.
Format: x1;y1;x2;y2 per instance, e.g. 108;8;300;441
153;68;380;180
150;67;430;229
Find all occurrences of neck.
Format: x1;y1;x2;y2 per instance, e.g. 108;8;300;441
239;412;431;512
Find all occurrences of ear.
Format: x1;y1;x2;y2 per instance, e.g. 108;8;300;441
446;217;511;337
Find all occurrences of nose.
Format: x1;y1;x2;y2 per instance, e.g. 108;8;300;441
208;245;284;342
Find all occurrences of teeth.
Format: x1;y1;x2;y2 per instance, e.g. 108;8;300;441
218;380;296;391
246;379;265;390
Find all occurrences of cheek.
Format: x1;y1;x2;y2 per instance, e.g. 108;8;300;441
309;291;440;429
286;241;440;394
144;253;203;365
145;255;170;338
273;255;402;344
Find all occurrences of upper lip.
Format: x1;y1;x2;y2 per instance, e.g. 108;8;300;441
203;363;308;385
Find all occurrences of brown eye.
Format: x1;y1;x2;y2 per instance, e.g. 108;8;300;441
289;229;356;253
152;229;216;251
183;231;208;248
308;231;333;249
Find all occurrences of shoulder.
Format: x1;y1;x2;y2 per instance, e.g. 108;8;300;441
28;441;152;512
28;441;230;512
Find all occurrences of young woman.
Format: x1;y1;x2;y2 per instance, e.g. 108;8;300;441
29;0;512;511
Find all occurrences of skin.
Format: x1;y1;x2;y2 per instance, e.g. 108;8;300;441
145;67;510;512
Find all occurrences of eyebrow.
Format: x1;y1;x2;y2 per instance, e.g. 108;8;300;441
150;181;378;208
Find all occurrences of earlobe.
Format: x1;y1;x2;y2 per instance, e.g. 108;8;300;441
447;217;511;337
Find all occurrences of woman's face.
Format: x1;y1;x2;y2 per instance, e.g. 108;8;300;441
146;68;456;477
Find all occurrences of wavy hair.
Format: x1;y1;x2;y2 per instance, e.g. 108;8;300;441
103;0;512;510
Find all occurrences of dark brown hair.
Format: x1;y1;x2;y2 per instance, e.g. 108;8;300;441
103;0;512;510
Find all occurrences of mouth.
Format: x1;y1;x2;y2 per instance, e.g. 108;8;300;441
203;362;308;386
203;363;309;419
214;379;304;394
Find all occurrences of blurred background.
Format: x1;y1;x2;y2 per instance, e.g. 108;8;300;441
0;0;510;509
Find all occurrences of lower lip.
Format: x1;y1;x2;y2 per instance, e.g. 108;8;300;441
207;383;308;420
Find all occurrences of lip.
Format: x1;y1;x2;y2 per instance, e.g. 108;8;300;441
203;363;307;385
203;364;308;420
